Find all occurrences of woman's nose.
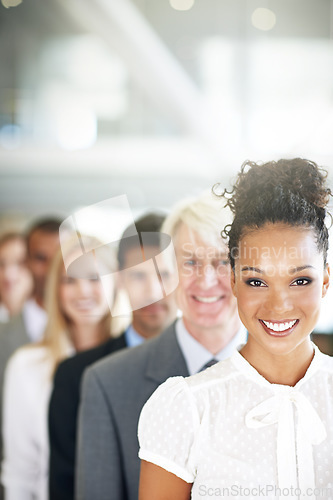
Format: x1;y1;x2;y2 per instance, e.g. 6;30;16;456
77;279;93;296
265;287;293;315
3;264;19;282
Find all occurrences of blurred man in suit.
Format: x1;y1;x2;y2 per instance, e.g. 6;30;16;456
76;192;247;500
48;212;177;500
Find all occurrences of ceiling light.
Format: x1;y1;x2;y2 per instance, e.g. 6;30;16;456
169;0;195;12
251;8;276;31
55;101;97;151
1;0;22;7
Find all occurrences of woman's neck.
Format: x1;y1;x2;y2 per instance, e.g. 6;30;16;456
240;337;314;386
2;293;25;317
70;322;109;352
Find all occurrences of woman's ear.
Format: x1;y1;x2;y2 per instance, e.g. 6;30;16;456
230;269;237;297
322;263;330;298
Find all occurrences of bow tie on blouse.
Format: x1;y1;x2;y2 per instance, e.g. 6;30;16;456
245;389;326;499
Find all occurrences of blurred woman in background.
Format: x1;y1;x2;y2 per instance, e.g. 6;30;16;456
1;235;117;500
0;233;33;322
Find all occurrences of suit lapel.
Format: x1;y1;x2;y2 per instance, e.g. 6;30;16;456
144;321;189;384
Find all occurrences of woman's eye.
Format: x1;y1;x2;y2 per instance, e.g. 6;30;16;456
246;279;266;288
291;278;312;287
61;276;75;284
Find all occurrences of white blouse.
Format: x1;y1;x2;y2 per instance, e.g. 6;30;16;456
138;346;333;500
1;345;72;500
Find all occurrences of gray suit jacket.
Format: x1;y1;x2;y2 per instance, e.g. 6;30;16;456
76;321;189;500
0;314;30;500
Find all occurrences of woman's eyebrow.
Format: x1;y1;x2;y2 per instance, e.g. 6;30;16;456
240;264;316;275
241;266;263;274
289;265;315;273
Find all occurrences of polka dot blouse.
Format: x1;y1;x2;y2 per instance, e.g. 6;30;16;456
138;346;333;500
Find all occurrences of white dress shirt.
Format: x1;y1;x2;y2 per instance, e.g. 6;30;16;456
124;325;145;348
175;318;247;375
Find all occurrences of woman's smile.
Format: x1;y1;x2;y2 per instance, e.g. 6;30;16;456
259;318;299;336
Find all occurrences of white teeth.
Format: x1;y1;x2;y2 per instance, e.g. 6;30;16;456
262;320;297;332
194;296;221;303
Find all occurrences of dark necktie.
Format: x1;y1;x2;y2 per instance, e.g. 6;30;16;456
198;358;218;372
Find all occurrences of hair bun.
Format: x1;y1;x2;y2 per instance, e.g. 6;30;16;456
218;157;332;268
226;158;331;217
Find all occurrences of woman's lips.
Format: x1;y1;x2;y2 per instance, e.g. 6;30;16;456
259;319;299;337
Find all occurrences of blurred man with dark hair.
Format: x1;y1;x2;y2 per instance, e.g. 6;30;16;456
19;218;62;342
26;219;62;312
0;216;62;352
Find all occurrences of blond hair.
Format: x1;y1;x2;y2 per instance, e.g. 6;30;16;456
162;190;231;249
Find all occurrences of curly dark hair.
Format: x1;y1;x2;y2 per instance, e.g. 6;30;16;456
218;158;332;268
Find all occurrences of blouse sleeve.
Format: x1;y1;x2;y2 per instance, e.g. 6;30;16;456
138;376;199;484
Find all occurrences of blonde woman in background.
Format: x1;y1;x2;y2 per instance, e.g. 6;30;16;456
1;235;117;500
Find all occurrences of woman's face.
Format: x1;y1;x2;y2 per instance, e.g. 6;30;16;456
231;223;330;358
0;239;32;299
59;262;114;326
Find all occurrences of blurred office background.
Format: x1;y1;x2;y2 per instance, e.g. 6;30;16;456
0;0;333;336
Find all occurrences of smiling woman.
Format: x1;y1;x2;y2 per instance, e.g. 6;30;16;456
223;159;331;385
137;158;333;500
231;223;329;385
1;235;117;500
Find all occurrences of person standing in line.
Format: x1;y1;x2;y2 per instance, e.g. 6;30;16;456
138;158;333;500
1;234;118;500
0;218;62;347
0;232;32;323
75;191;246;500
0;218;62;500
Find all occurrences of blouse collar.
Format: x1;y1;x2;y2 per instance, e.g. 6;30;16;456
230;342;325;390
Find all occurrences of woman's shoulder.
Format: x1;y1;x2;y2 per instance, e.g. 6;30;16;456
7;344;51;377
317;349;333;374
158;356;238;392
185;356;240;392
142;356;243;419
10;343;49;362
150;357;240;409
